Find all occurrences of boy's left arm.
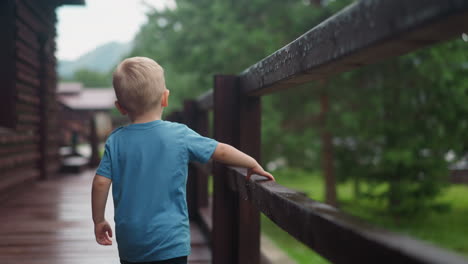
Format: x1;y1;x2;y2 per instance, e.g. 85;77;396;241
91;174;113;246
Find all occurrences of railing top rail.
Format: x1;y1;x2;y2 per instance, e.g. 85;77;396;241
239;0;468;96
226;166;468;264
193;0;468;111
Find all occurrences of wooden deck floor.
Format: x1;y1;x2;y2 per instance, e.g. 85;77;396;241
0;169;211;264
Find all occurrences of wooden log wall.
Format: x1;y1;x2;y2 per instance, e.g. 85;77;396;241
0;0;61;194
57;105;92;147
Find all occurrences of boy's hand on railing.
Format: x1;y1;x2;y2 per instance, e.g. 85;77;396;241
94;220;113;246
247;165;275;181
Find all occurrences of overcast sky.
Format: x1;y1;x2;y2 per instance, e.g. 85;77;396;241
56;0;173;61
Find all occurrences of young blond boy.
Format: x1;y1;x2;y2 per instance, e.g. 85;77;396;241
91;57;274;264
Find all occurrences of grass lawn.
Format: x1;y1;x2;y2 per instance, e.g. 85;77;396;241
261;168;468;264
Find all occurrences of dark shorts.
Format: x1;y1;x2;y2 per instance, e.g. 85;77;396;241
120;256;187;264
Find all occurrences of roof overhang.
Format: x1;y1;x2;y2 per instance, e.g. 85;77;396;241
56;0;85;6
57;88;116;111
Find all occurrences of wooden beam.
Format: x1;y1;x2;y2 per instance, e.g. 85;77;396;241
54;0;85;6
240;0;468;96
229;167;468;264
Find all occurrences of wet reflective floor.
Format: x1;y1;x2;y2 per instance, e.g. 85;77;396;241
0;169;210;264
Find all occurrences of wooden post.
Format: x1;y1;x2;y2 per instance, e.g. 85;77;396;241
212;75;261;264
320;92;337;207
183;100;198;220
238;95;261;264
195;109;209;209
89;115;100;167
173;111;183;123
212;75;240;264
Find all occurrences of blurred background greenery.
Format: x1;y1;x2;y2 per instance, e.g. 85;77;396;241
60;0;468;262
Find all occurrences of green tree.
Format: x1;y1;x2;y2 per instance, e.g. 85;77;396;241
129;0;351;206
328;39;468;216
129;0;350;113
130;0;468;216
70;68;112;87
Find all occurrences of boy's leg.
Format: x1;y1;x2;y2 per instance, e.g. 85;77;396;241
120;256;187;264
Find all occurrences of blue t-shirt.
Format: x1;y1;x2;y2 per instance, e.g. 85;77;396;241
96;120;218;262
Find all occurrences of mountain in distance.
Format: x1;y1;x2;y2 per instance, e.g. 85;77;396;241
58;41;133;78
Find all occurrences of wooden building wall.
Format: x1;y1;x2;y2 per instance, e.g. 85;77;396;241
0;0;71;194
58;104;92;146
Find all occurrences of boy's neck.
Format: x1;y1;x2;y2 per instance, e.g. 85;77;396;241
130;108;163;124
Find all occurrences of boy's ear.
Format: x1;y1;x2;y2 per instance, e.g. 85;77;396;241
115;101;128;115
161;89;170;108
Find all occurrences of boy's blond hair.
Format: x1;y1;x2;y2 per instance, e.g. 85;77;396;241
113;57;166;116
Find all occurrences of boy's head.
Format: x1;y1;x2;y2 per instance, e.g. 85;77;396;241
113;57;168;117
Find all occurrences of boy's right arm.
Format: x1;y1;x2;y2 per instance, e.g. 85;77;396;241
91;174;113;246
212;143;275;181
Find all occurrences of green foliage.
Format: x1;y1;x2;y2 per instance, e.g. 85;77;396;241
131;0;468;216
327;39;468;215
130;0;351;114
262;86;323;169
262;215;330;264
67;68;112;88
261;169;468;263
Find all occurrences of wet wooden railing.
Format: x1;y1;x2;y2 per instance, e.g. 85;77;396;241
167;1;468;263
